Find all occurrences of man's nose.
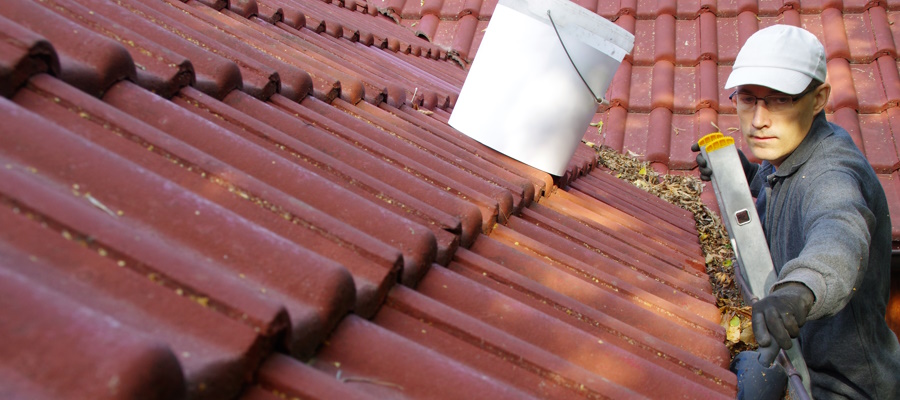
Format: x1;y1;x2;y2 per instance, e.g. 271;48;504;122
751;99;771;128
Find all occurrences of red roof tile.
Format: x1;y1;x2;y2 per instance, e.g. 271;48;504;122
2;0;899;399
0;15;58;98
7;0;136;97
0;264;187;399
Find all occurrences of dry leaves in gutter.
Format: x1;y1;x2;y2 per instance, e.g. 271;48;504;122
588;144;757;356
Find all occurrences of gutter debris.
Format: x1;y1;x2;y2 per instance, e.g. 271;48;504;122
589;144;757;357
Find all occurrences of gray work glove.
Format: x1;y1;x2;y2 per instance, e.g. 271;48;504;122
690;142;753;182
751;283;815;365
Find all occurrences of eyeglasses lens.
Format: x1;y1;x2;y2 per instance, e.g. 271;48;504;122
732;93;795;112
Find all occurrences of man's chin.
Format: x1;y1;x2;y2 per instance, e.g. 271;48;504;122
747;149;770;162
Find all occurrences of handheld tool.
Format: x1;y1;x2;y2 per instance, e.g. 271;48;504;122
697;133;812;400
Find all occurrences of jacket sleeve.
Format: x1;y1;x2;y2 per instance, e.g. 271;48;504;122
776;169;873;320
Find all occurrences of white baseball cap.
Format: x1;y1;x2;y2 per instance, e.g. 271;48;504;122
725;25;827;95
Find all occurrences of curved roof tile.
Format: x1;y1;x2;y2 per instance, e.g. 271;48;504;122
1;0;898;399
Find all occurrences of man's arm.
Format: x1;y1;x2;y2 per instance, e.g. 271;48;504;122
775;169;873;320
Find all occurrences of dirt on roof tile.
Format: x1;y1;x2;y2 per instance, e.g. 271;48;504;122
49;0;196;98
415;265;731;398
17;76;357;359
270;95;483;247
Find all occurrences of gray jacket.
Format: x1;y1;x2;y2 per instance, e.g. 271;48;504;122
747;112;900;399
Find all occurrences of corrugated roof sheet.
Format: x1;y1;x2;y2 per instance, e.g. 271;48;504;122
1;0;897;399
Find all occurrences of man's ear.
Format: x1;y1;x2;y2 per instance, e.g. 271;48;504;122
812;82;831;114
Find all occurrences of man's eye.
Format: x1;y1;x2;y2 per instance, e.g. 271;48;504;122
737;95;756;105
769;96;792;105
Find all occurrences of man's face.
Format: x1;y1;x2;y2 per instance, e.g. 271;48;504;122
735;85;820;168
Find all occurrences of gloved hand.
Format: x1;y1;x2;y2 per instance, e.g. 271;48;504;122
690;142;714;181
751;283;815;364
690;142;753;182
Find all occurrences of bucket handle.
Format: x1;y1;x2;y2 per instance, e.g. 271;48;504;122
547;10;603;104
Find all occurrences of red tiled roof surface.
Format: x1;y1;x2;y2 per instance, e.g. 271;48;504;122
0;0;897;399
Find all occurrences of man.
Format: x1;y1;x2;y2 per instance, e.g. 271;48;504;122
694;25;900;399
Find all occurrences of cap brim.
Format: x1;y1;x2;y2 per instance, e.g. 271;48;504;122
724;66;813;95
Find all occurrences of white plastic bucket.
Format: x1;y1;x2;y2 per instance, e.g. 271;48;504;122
448;0;633;176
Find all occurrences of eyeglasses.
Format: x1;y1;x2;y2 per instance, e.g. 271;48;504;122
729;87;815;113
